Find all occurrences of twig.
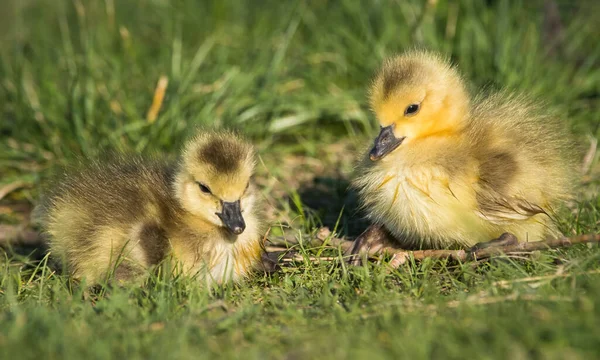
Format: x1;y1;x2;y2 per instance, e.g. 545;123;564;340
358;293;577;320
280;256;337;263
445;294;573;308
469;234;599;259
265;246;288;253
269;227;600;267
0;181;32;201
492;269;600;288
362;234;600;267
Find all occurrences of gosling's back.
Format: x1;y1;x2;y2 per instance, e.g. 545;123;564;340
468;93;575;226
41;156;181;283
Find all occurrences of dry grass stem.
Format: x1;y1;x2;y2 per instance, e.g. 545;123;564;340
146;76;169;123
0;181;31;201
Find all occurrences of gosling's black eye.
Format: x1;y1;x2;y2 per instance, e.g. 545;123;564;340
197;183;212;194
404;104;420;116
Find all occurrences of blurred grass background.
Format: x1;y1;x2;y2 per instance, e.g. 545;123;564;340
1;0;598;162
1;0;600;359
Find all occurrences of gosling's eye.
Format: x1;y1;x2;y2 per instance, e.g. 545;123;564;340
197;182;212;194
404;104;420;116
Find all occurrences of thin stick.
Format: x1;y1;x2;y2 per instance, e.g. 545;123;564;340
444;294;574;308
280;256;337;263
492;269;600;288
269;227;600;266
0;181;31;201
356;233;600;266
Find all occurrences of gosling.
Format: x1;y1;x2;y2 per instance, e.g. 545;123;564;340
39;130;264;285
351;50;575;255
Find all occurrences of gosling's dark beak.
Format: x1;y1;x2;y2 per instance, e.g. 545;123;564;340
216;200;246;235
369;125;405;161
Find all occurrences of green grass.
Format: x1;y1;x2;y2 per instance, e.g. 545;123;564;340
1;0;600;359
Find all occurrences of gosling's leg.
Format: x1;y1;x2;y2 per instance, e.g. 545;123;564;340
347;224;397;266
469;232;519;252
259;251;281;273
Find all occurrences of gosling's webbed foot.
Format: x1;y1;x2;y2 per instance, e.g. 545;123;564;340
259;251;281;273
347;224;397;266
469;232;519;252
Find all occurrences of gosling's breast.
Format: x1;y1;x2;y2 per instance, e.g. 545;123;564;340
170;218;262;284
205;234;262;284
357;163;484;246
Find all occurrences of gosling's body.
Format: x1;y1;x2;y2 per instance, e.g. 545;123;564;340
40;131;263;285
353;51;575;249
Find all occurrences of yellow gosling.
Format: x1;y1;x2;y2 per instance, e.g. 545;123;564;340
39;130;264;285
352;50;576;251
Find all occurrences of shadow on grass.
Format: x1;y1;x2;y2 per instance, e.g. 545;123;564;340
0;200;49;262
296;176;368;238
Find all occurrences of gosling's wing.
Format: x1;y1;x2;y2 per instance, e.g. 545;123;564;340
472;146;548;224
475;188;547;224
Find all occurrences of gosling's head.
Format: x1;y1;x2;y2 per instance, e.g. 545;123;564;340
368;51;469;161
175;130;256;235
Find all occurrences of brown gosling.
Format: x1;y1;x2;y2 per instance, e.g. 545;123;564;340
351;50;576;254
39;130;264;285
